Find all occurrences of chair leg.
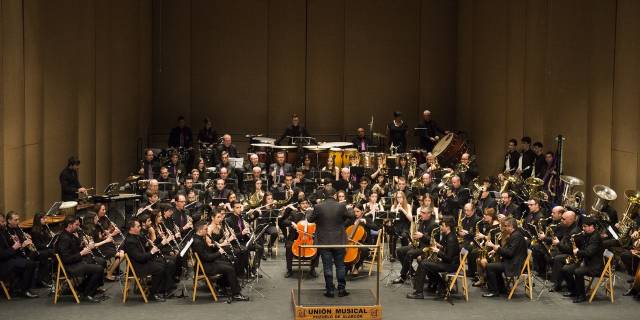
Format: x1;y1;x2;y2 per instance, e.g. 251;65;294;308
1;280;11;300
462;265;468;301
123;266;130;303
588;276;605;303
54;265;62;304
527;263;533;300
508;276;520;300
193;268;200;302
133;274;148;303
204;276;218;302
608;272;615;303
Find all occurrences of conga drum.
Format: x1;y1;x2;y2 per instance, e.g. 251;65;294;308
431;133;467;167
342;148;360;167
329;148;344;167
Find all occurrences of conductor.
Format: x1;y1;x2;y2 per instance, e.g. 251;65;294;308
308;186;354;298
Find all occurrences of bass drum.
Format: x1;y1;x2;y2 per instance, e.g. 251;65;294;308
431;133;467;167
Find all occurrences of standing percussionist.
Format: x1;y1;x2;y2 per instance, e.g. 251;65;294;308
386;111;408;153
415;109;446;152
307;186;354;298
168;115;193;149
276;114;311;146
351;128;372;152
59;157;88;201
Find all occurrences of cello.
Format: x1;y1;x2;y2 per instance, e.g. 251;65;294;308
291;219;317;259
344;217;366;265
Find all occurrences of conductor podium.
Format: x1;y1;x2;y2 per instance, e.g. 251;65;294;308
291;244;383;320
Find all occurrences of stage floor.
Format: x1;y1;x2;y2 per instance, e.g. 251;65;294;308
0;244;638;320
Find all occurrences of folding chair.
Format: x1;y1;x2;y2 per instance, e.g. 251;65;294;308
122;253;150;303
0;280;10;300
53;254;81;304
445;248;469;301
508;249;533;300
192;252;220;302
361;230;383;276
586;249;615;303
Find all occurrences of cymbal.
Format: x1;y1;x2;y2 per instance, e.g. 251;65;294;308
372;132;387;139
321;142;353;148
251;143;274;148
254;137;276;144
126;175;140;182
272;145;297;149
303;145;329;151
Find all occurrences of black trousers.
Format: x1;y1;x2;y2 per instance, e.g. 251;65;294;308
247;243;264;272
551;254;569;288
205;260;241;295
531;243;551;275
397;246;422;278
486;262;507;294
388;231;408;259
65;257;106;296
0;256;37;292
134;257;175;295
36;248;55;283
562;263;599;297
413;260;456;293
285;242;319;272
620;250;640;276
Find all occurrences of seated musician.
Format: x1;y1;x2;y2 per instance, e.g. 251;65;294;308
561;217;603;303
30;212;55;287
273;174;300;203
407;216;460;299
197;116;218;145
207;208;247;276
530;205;561;277
281;200;318;278
276;114;310;145
186;190;205;222
298;155;316;178
370;174;389;199
369;155;387;182
621;225;640;298
191;167;206;184
472;208;501;287
392;177;414;205
208;178;232;204
550;209;580;292
257;193;280;258
476;180;497;213
333;168;356;195
293;169;313;191
352;178;371;205
168;115;193;149
226;202;264;276
56;216;106;302
193;220;249;301
363;192;383;219
0;213;38;298
218;152;239;181
172;194;193;237
157;167;176;200
458;153;478;186
215;134;239;165
393;206;437;284
244;153;266;173
497;191;519;219
270;151;293;186
139;148;160;179
440;176;469;217
459;203;482;278
347;204;380;276
84;211;120;282
149;210;179;258
351;127;372;152
195;158;210;181
166;151;185;181
482;217;528;298
388;191;413;262
321;157;340;182
139;190;160;216
122;219;175;302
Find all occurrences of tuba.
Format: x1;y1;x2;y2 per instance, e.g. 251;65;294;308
559;175;584;208
591;185;617;214
618;190;640;247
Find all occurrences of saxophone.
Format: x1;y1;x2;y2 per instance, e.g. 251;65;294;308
565;231;585;264
409;213;420;248
408;157;417;180
422;227;441;262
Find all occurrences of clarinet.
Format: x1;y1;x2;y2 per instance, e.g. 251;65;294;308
17;225;39;255
78;228;105;259
223;220;243;255
160;222;181;252
210;237;235;264
76;229;98;263
142;232;165;260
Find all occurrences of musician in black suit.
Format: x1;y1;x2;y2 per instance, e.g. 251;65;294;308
561;217;604;303
476;184;497;213
225;202;264;276
497;191;519;218
122;219;175;302
270;151;294;185
482;217;528;297
0;214;38;298
55;216;106;303
139;149;161;179
276;114;311;145
550;210;580;292
59;157;87;201
503;139;520;174
440;176;470;217
351;128;372;152
393;206;437;284
407;217;460;299
415;110;446;152
192;220;249;302
519;137;536;178
307;186;354;298
168;115;193;148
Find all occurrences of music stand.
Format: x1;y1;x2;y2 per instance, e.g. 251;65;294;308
229;157;244;170
45;201;63;216
388;168;403;178
210;198;227;207
103;182;120;196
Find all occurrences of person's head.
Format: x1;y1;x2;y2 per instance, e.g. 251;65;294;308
302;155;311;167
521;136;531;150
353;204;364;218
170;152;179;164
440;216;454;234
399;156;407;167
175;194;186;210
263;192;274;205
502;217;517;234
94;203;106;217
326;156;334;167
5;211;20;228
527;199;540;213
421;173;432;185
561;210;577;227
128;219;142;235
276;152;285;165
393;111;402;120
507;138;517;152
359;177;369;189
483;208;497;223
187;190;197;203
340;167;350;181
222;134;232;146
544;151;554;165
461;153;470;165
324;186;337;198
144;149;154;161
63;216;80;233
152;210;163;225
0;214;5;228
500;192;512;205
195;221;208;236
397;177;407;190
291;114;300;126
533;142;543;155
419;206;433;221
213;210;224;225
197;158;206;169
451;176;461;189
67;157;81;170
148;179;159;192
227;192;237;203
299;199;310;211
184;178;193;190
191;169;200;182
357;127;365;138
254;179;263;190
421;193;433;207
284;175;293;187
368;192;379;203
426;153;436;165
161;204;174;218
295;170;305;181
582;217;597;234
32;212;46;230
233;202;243;215
219;167;229;180
422;110;432;121
337;190;347;202
249;153;259;165
146;190;159;204
215;178;225;191
464;203;474;217
139;213;152;229
203;116;211;128
220;151;229;164
395;191;407;206
551;206;565;221
160;167;169;179
177;115;186;128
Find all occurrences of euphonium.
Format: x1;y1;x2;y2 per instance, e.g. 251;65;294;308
618;190;640;247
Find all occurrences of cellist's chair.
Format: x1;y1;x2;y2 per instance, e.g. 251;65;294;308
192;252;221;302
53;254;81;304
585;249;615;304
0;280;10;300
507;249;533;300
362;229;383;276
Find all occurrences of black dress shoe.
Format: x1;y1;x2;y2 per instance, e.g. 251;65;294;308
338;289;350;297
150;294;166;302
24;291;39;299
285;271;293;278
549;286;562;293
232;294;250;301
406;292;424;299
563;292;576;297
309;269;318;278
323;291;335;298
84;295;102;303
572;295;586;303
391;277;405;284
482;292;499;298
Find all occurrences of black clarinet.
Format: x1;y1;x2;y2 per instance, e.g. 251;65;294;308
78;228;105;259
160;222;181;252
